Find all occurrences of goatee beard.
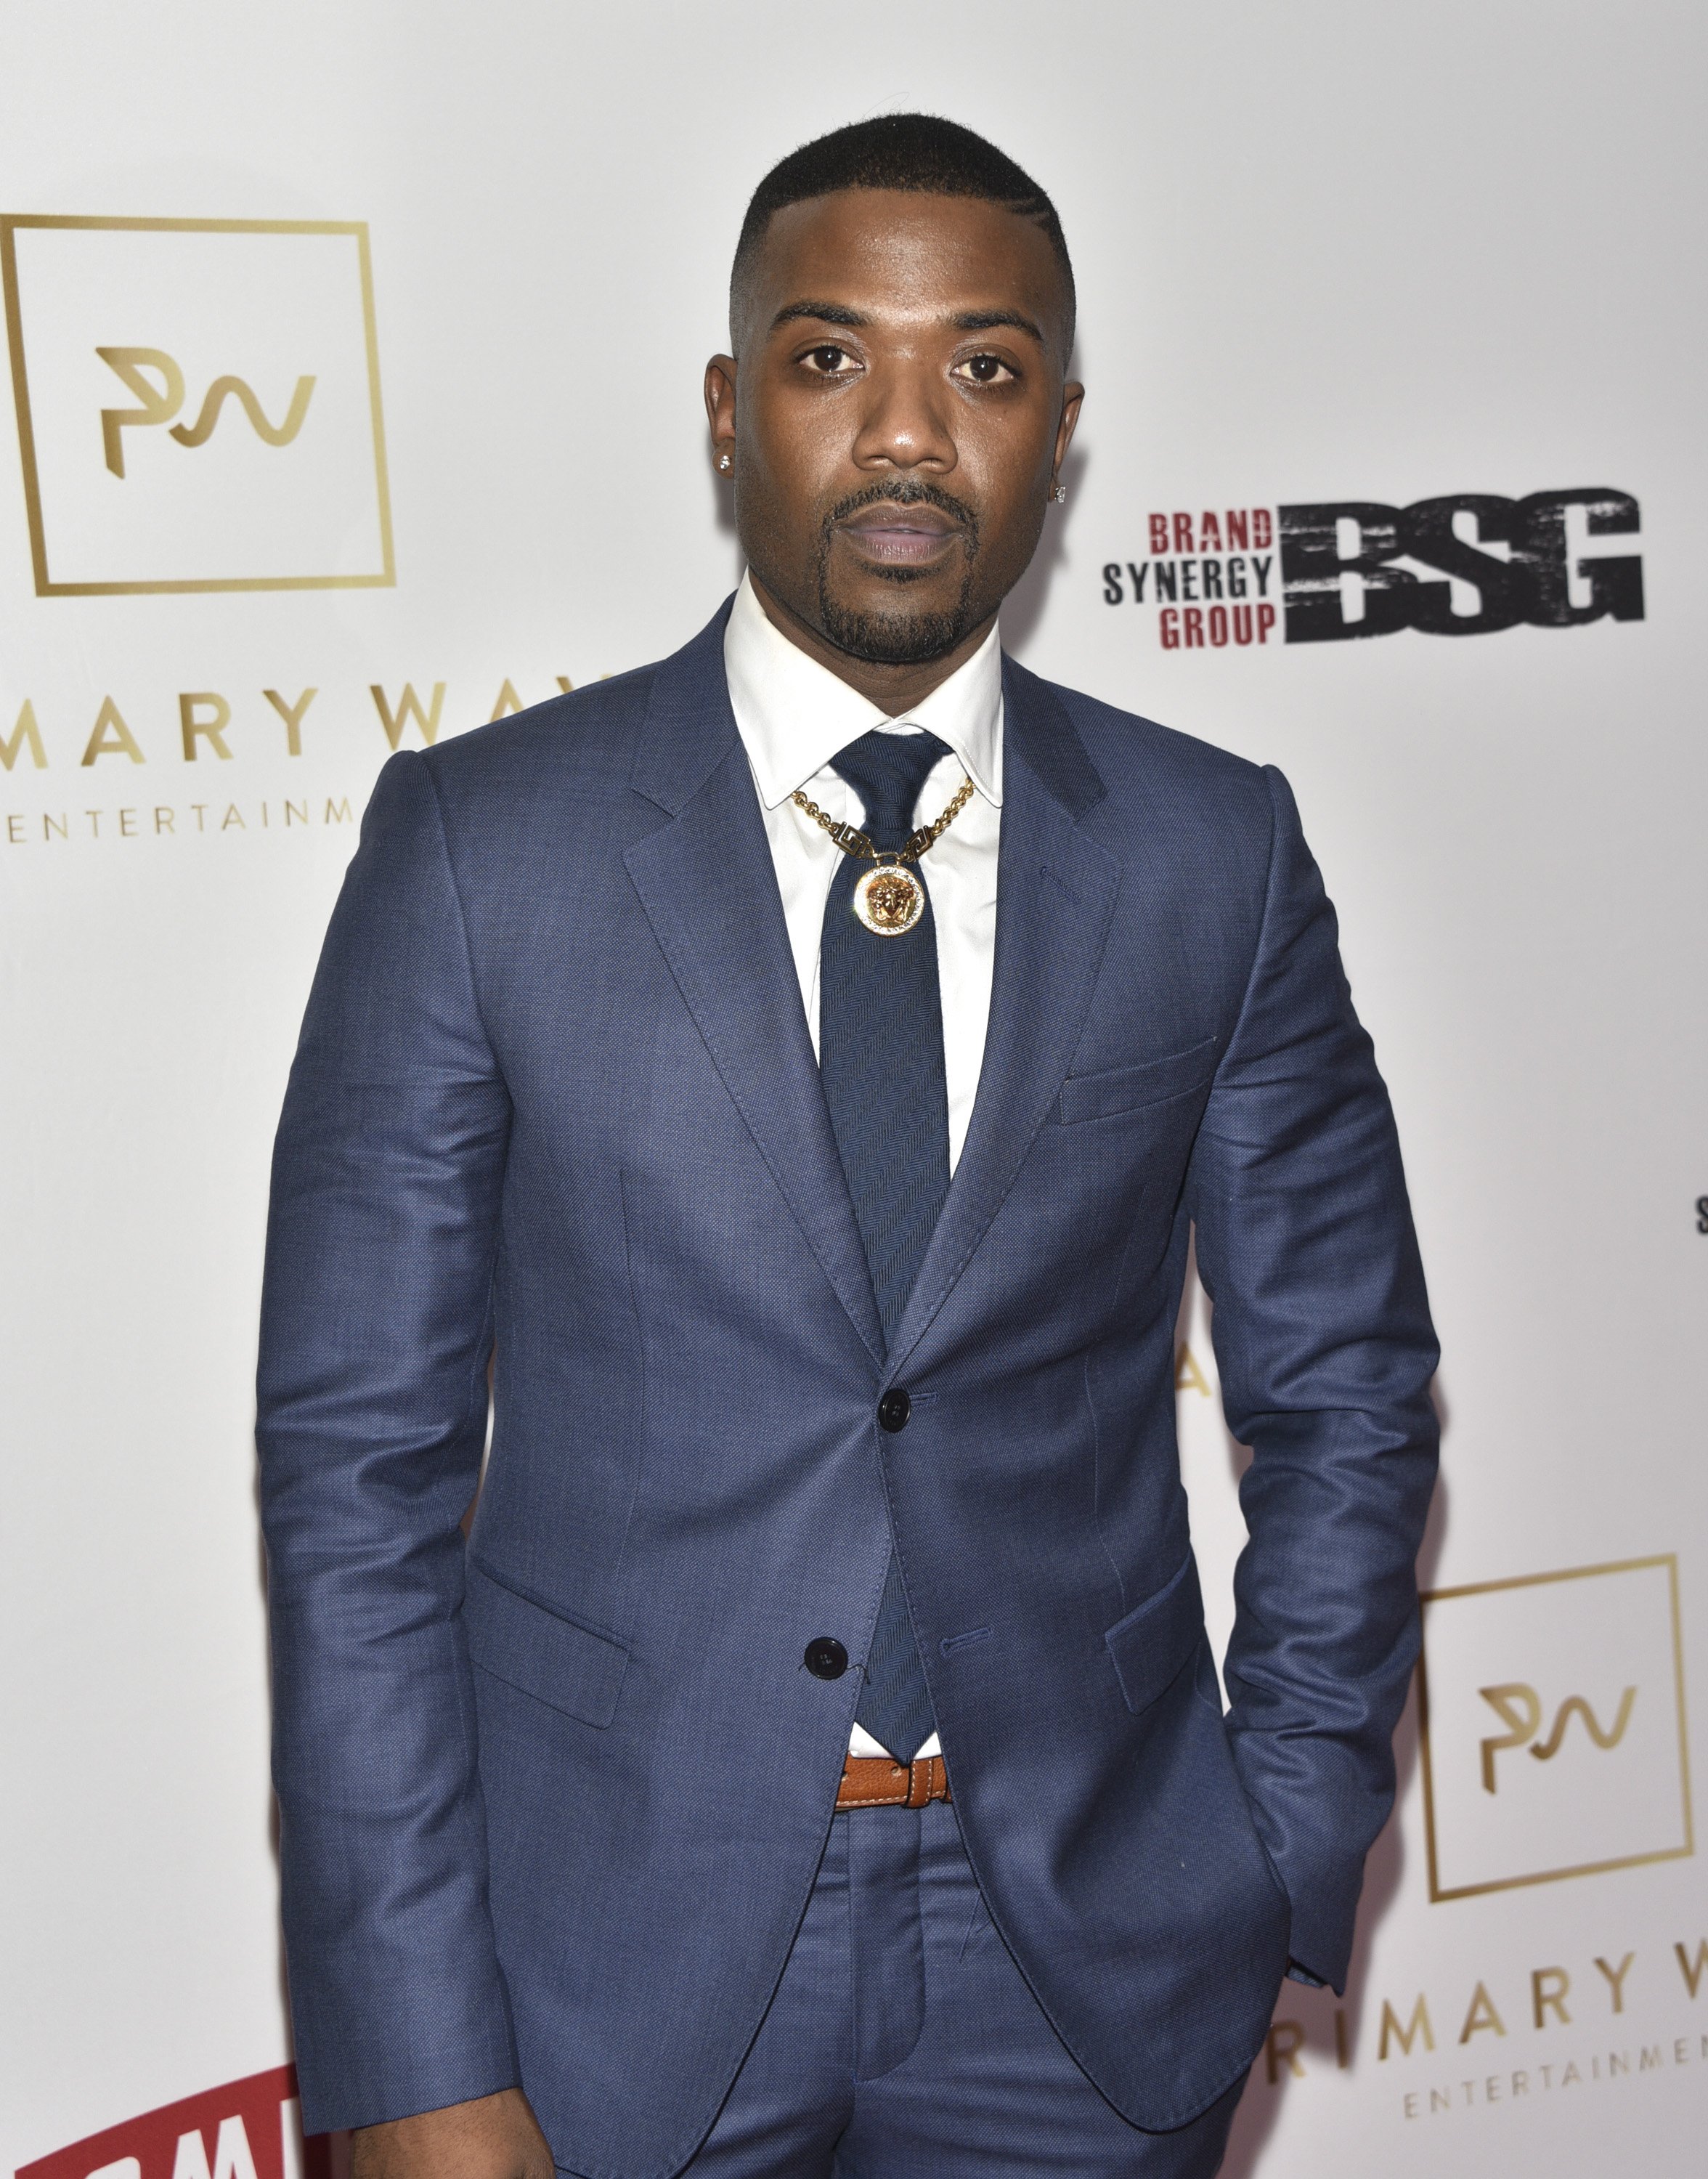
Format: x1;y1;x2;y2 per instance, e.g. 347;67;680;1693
814;482;982;667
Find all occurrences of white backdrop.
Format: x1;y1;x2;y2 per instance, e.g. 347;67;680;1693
3;5;1704;2175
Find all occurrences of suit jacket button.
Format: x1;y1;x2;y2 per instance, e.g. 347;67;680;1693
804;1637;849;1680
877;1388;911;1433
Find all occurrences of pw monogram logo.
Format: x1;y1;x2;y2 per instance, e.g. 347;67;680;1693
1417;1556;1691;1900
1479;1682;1638;1793
96;346;314;478
0;213;391;594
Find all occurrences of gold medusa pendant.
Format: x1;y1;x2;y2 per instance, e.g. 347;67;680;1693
853;863;925;936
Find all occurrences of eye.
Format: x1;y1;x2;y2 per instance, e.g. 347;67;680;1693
801;345;859;376
953;353;1017;386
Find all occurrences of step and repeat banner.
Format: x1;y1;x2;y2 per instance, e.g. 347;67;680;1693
1;4;1702;2176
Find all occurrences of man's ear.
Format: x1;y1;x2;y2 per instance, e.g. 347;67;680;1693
1053;381;1084;487
705;355;738;469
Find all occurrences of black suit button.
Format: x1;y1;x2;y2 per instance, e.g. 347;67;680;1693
804;1637;849;1681
877;1388;911;1433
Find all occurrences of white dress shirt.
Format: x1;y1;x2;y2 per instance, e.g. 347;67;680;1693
723;570;1004;1760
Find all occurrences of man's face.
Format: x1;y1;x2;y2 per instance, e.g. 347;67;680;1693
707;190;1081;671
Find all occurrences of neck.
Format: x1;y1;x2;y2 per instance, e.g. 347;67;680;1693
748;572;995;715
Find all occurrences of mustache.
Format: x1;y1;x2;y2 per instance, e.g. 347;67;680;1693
823;479;980;535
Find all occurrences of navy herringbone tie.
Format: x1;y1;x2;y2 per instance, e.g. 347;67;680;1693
820;727;952;1763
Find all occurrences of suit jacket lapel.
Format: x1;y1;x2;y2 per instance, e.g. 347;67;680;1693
887;658;1118;1379
624;610;886;1366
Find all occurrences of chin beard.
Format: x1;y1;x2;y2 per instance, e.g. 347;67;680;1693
816;571;978;667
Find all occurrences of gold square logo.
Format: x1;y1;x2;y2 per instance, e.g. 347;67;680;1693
1;216;393;596
1418;1555;1693;1901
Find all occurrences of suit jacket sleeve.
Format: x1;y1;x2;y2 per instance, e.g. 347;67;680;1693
1185;764;1439;1989
256;750;518;2131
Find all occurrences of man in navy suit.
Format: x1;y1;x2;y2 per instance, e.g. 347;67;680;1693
259;115;1437;2179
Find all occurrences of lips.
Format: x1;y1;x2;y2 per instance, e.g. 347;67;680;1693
837;506;961;564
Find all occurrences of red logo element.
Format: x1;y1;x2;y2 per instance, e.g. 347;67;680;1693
17;2066;329;2179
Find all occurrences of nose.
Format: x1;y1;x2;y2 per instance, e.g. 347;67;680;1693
848;355;957;477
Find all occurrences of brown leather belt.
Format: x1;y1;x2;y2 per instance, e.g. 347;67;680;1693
836;1753;951;1811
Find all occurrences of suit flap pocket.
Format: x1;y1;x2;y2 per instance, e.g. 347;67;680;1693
464;1558;630;1729
1105;1552;1204;1716
1057;1037;1219;1125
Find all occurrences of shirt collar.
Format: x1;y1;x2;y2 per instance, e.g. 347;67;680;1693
723;569;1004;811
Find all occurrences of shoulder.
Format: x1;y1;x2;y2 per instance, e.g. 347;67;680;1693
1007;657;1279;845
418;660;662;803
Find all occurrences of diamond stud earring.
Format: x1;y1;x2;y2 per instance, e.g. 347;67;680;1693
1052;484;1068;504
717;454;732;473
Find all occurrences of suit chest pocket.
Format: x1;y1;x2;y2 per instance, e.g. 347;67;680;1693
1056;1036;1219;1127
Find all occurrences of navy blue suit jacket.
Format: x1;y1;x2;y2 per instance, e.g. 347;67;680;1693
257;604;1438;2174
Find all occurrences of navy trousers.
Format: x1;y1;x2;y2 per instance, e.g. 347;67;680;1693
680;1803;1246;2177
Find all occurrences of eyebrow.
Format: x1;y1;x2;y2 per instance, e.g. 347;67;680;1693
770;301;869;331
952;309;1046;345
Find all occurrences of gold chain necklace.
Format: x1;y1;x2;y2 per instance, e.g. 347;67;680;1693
792;770;975;936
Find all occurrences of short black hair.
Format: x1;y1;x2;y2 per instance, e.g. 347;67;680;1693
731;113;1075;354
